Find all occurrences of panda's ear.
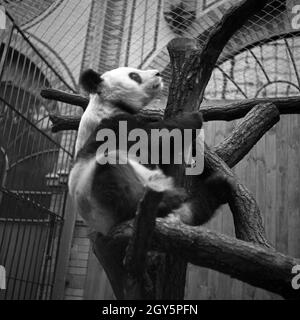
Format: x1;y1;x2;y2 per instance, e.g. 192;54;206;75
79;69;103;94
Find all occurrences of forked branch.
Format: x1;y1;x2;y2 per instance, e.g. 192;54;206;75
107;219;300;300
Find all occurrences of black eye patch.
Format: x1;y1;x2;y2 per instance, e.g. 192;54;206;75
129;72;142;84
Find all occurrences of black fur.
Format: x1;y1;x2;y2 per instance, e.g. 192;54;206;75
91;156;144;225
76;111;203;223
76;111;203;172
129;72;142;84
79;69;102;94
91;157;188;222
111;100;138;115
156;187;188;217
76;109;232;227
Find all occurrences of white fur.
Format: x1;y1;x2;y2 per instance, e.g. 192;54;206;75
69;153;173;235
68;157;115;235
69;67;165;234
101;67;162;109
74;67;163;157
75;95;115;157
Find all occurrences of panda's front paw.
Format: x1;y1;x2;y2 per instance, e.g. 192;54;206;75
180;112;203;129
190;112;203;128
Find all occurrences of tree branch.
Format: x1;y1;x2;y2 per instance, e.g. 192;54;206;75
203;147;270;246
202;96;300;121
41;88;87;109
213;102;280;168
123;186;163;299
47;96;300;133
107;218;300;300
49;114;81;132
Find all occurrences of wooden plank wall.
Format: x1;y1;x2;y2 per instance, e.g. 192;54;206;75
64;222;90;300
77;113;300;300
186;113;300;300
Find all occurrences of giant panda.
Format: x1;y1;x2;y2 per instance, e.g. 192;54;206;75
68;67;230;235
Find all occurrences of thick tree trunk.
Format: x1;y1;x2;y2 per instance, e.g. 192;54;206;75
164;0;269;117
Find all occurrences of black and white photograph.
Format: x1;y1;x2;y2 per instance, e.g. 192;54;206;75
0;0;300;307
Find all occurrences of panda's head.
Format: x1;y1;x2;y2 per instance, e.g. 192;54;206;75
79;67;163;113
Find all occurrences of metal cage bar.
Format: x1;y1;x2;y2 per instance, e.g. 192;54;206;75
0;12;77;300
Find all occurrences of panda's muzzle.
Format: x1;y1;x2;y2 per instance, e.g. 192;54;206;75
151;74;163;90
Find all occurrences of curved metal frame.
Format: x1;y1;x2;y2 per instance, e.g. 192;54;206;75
254;80;300;98
24;32;78;91
209;36;300;100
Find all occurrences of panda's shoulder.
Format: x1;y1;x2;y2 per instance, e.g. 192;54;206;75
76;114;148;161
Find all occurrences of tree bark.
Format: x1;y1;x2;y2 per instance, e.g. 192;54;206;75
47;96;300;133
41;88;87;109
123;187;163;299
49;114;81;132
202;96;300;121
203;146;270;246
213;102;280;168
107;219;300;300
42;90;300;116
164;0;269;118
157;38;200;300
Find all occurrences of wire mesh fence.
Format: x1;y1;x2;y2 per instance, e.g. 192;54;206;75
204;1;300;100
0;11;77;300
85;0;300;102
5;1;298;103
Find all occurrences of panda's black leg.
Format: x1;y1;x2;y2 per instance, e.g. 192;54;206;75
181;172;236;226
204;172;236;204
153;112;203;132
156;187;187;217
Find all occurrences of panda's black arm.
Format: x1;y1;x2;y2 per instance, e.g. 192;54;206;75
76;112;203;160
146;112;203;132
93;112;203;137
93;111;203;133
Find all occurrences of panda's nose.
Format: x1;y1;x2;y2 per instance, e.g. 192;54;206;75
155;72;161;77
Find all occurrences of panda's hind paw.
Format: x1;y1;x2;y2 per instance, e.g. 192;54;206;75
147;170;174;192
